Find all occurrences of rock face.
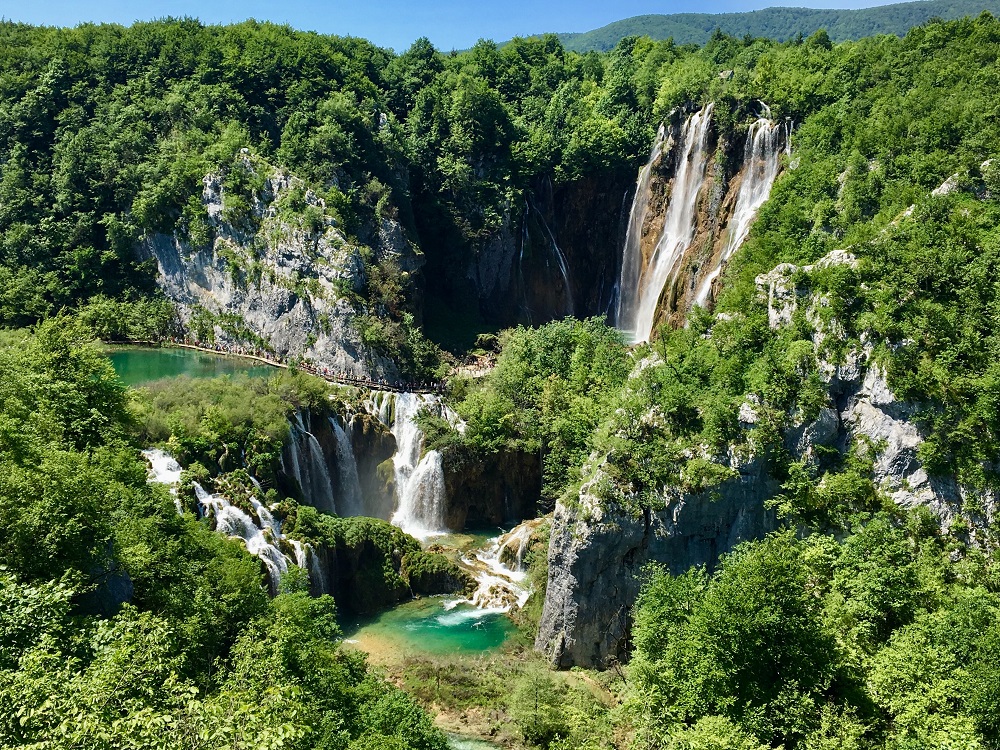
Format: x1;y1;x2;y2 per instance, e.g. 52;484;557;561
137;156;420;379
536;249;998;668
424;170;636;328
441;448;541;529
536;452;778;669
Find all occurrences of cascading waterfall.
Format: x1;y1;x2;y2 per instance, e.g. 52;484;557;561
461;521;538;611
387;392;449;540
618;104;715;343
615;124;667;327
283;412;337;515
329;416;364;517
532;204;575;317
195;483;290;590
693;109;787;308
144;449;319;593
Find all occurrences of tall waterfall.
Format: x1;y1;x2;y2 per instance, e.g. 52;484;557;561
693;111;786;308
282;412;337;516
329;416;364;517
619;104;715;343
615;125;667;328
387;392;449;540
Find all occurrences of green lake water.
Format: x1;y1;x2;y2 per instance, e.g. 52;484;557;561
343;597;515;658
107;347;275;386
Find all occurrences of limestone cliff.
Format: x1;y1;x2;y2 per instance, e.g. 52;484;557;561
536;249;998;668
137;154;421;379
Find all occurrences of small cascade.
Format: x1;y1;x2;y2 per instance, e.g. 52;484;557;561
142;448;318;593
618;105;715;343
283;413;337;515
195;482;289;591
532;204;574;317
461;521;538;611
616;124;668;328
329;416;364;516
693;110;786;308
143;448;184;514
388;392;448;540
363;390;394;426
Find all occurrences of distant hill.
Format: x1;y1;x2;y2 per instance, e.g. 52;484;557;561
550;0;1000;51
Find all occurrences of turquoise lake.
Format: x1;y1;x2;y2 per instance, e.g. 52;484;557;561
107;346;275;386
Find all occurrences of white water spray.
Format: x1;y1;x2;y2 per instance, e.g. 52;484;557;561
693;112;786;307
621;104;715;343
143;448;184;514
462;521;539;611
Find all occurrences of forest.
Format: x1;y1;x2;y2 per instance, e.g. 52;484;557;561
552;0;1000;51
2;9;1000;750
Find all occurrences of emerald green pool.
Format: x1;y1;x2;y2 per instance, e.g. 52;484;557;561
343;597;515;658
107;347;275;386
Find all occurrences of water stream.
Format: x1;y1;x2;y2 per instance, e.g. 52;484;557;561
693;109;787;307
619;104;715;343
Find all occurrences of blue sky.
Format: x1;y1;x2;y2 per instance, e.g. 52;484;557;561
5;0;903;51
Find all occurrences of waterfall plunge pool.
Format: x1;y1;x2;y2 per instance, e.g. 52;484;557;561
106;346;274;386
342;527;528;662
342;597;515;662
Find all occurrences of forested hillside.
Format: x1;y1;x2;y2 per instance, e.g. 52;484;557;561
3;9;1000;750
552;0;1000;51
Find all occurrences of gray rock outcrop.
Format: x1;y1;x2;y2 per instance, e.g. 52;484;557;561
137;156;420;379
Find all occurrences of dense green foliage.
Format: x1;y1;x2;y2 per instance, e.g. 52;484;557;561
0;18;649;364
6;10;1000;750
0;321;448;748
422;16;1000;747
628;518;1000;750
552;0;1000;51
431;317;630;506
133;369;330;481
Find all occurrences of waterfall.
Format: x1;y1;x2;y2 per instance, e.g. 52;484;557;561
462;521;538;611
387;392;448;540
619;105;715;343
533;205;574;317
329;416;364;517
693;112;786;308
143;447;318;592
615;124;667;328
143;448;184;514
283;413;337;515
195;482;290;591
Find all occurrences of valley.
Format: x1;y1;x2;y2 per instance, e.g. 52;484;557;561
2;8;1000;750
